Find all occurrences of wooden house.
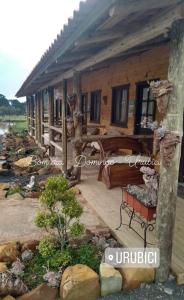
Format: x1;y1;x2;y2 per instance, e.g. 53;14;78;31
16;0;184;284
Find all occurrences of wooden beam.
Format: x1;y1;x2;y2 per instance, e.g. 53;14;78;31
61;79;67;174
99;0;181;30
42;4;183;88
74;31;123;48
156;19;184;282
50;140;63;153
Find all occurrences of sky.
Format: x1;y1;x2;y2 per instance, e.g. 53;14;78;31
0;0;82;102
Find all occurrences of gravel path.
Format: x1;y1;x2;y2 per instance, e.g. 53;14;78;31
99;279;184;300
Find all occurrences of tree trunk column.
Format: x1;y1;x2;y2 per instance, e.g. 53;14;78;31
156;19;184;282
48;88;55;156
62;80;67;175
72;72;83;181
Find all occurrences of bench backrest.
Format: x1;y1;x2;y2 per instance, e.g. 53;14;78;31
98;136;150;160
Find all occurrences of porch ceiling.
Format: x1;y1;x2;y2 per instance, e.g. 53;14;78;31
16;0;183;97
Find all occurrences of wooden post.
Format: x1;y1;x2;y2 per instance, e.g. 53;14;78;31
30;96;34;137
156;19;184;282
26;96;30;133
35;93;39;142
40;91;44;146
72;72;83;181
61;80;67;174
37;92;42;145
48;88;55;156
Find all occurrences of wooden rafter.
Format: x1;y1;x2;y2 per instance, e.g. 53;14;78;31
40;4;183;89
99;0;182;30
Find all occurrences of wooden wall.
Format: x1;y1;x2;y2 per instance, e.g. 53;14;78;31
66;43;170;135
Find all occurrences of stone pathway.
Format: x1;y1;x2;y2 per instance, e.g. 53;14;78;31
0;192;106;244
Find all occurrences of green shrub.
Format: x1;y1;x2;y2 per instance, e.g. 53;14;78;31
35;176;84;251
38;236;58;258
70;243;102;273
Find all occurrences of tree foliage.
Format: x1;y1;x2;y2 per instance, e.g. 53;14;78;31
0;93;26;115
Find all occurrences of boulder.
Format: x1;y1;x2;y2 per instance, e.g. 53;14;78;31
60;264;100;300
0;272;28;297
2;296;16;300
15;137;24;146
0;183;9;190
100;263;122;296
118;267;155;290
0;190;7;200
21;240;39;252
50;167;61;175
0;156;6;160
7;193;24;201
0;242;20;263
17;284;58;300
0;262;8;273
25;191;42;198
38;168;50;176
14;157;33;169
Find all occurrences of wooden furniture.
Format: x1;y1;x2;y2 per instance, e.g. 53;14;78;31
116;188;156;248
98;136;148;160
98;136;153;189
98;156;151;189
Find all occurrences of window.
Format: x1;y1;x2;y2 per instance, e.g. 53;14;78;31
111;85;129;127
90;91;101;123
135;81;156;134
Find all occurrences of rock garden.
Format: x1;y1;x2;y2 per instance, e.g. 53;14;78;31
0;132;175;299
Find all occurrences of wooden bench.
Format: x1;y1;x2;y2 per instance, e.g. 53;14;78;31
98;136;153;189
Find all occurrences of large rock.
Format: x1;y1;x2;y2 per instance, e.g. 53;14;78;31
14;157;33;169
0;242;20;263
0;156;6;160
0;190;7;200
118;267;155;290
100;263;122;296
2;296;16;300
0;183;9;190
0;262;8;272
21;240;39;252
7;193;24;201
0;272;28;297
17;284;58;300
60;264;100;300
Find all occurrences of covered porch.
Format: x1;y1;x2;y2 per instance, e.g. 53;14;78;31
78;165;184;284
16;0;184;285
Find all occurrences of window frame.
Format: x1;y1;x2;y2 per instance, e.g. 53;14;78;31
111;84;129;128
90;90;101;124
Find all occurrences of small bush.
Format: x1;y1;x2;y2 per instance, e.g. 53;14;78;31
70;243;102;273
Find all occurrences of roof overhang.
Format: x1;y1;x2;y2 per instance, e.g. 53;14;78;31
16;0;184;97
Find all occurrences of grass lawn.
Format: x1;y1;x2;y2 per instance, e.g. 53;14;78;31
0;115;27;133
0;115;27;122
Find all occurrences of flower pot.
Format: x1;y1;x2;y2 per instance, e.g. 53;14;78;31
140;205;156;221
123;190;129;204
127;193;134;206
133;197;141;213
